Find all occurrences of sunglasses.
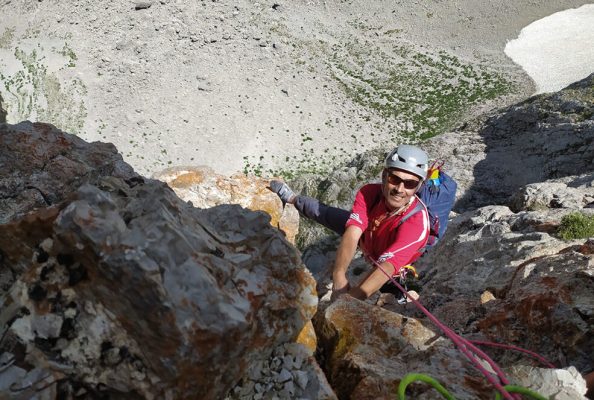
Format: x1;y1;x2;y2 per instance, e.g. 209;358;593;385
386;173;420;190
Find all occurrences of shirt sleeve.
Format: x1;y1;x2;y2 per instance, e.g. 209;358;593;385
345;184;378;232
377;208;429;274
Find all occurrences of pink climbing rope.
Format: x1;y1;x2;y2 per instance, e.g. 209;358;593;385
370;260;517;400
468;340;556;369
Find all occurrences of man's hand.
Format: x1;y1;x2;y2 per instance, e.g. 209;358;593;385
331;275;350;301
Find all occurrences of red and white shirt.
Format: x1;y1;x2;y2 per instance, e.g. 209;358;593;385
345;183;430;274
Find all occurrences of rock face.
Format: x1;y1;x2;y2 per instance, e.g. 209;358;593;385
0;122;317;399
414;203;594;372
0;121;137;224
316;297;591;399
424;73;594;211
302;75;594;399
505;365;588;400
153;166;299;244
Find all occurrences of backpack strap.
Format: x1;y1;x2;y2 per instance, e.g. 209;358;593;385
395;200;424;229
394;200;432;257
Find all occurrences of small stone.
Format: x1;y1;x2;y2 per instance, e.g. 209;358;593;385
480;290;496;304
283;380;295;394
55;338;69;350
33;314;63;339
134;1;152;10
40;238;53;252
293;370;308;390
282;354;293;369
276;368;292;383
271;356;281;369
292;354;303;369
61;288;76;302
248;364;263;381
64;308;77;319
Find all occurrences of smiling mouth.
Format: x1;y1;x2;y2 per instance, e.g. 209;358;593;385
389;189;405;199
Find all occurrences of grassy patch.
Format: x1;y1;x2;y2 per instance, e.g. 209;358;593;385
243;150;337;180
0;45;87;134
557;212;594;240
0;28;15;49
58;43;77;67
331;45;513;141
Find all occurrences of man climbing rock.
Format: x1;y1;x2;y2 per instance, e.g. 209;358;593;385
269;145;431;300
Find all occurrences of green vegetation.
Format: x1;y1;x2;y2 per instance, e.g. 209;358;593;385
557;212;594;240
0;44;87;134
331;45;513;141
58;43;77;67
243;147;336;179
0;28;15;49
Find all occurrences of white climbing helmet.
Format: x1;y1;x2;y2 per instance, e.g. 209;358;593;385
384;145;429;181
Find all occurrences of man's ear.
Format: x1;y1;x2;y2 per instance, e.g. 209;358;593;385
381;169;387;184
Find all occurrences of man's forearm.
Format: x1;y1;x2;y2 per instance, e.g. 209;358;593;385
332;226;362;282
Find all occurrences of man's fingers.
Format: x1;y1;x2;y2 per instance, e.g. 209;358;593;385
330;282;350;301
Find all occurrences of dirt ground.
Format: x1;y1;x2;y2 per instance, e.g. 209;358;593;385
0;0;591;177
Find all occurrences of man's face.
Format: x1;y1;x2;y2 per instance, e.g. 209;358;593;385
382;168;421;211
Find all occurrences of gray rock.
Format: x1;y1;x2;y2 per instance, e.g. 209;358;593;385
509;173;594;211
134;2;152;10
505;366;588;399
0;122;317;400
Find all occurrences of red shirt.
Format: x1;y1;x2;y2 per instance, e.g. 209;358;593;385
345;184;429;274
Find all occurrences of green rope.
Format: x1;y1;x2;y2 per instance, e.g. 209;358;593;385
397;373;455;400
397;373;548;400
496;385;548;400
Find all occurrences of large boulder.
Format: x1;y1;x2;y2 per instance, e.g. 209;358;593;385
0;122;318;399
508;172;594;211
153;166;299;244
315;296;502;399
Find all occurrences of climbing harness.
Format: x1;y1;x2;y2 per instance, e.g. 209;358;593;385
395;265;418;304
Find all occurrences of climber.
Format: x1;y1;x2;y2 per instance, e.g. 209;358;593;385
268;145;430;301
